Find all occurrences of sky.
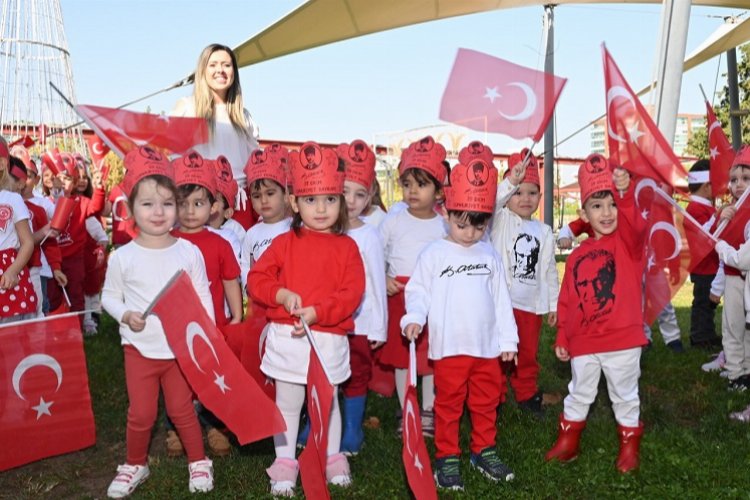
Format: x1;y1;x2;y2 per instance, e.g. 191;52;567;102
61;1;747;163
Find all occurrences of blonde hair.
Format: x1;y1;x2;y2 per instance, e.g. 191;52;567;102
193;44;250;138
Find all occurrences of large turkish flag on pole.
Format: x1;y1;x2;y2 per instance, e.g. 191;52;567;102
147;271;285;445
705;101;734;197
440;48;567;141
0;313;96;471
603;45;688;191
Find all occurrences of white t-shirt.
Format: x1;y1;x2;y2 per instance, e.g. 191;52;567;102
240;217;292;290
347;224;387;341
361;206;387;227
0;191;30;251
101;239;214;359
379;209;446;277
400;239;518;360
171;97;259;188
222;218;246;248
509;219;543;310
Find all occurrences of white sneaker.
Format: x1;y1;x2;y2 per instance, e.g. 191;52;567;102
107;464;150;498
188;458;214;493
720;370;731;379
701;351;726;372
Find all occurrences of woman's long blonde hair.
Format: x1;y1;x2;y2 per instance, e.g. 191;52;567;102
193;44;250;138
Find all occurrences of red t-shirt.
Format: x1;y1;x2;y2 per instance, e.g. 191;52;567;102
685;199;719;275
556;188;649;357
248;228;365;335
56;189;105;257
173;228;240;326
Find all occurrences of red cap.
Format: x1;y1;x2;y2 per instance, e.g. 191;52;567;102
732;145;750;169
60;153;79;179
41;149;64;175
337;139;376;189
458;141;494;167
289;141;344;196
503;149;540;186
122;145;174;197
578;153;613;204
172;150;217;196
213;155;239;207
399;136;447;184
10;146;37;174
445;159;498;213
245;145;289;188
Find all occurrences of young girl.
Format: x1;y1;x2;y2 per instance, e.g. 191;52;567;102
101;146;214;498
378;136;448;436
248;142;365;496
361;179;387;227
489;146;558;417
337;140;387;456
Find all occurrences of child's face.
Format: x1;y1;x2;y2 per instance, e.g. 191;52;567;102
76;167;89;192
506;182;541;219
10;176;24;194
444;213;487;247
59;173;76;195
400;172;440;213
581;193;617;239
178;188;216;232
209;193;233;227
132;179;177;238
42;169;56;189
250;180;287;223
291;194;340;233
729;165;750;200
23;173;38;197
343;180;371;221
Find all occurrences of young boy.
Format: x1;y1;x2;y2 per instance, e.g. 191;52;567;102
545;156;648;473
685;159;722;349
402;158;518;491
208;155;243;259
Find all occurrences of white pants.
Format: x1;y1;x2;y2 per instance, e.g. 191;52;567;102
29;267;43;318
563;347;641;427
722;275;749;379
395;369;435;411
273;380;342;460
642;302;681;344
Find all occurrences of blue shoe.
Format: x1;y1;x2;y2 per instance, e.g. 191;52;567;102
340;396;366;456
297;418;310;449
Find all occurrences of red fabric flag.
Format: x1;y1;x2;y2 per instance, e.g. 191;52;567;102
705;101;734;197
148;271;285;444
440;48;567;141
74;104;209;157
0;314;96;471
298;337;334;500
714;189;750;249
84;133;111;171
238;307;275;400
636;179;715;323
602;45;688;190
402;342;438;500
9;135;35;149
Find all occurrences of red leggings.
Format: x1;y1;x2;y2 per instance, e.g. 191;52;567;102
123;346;205;465
502;309;542;402
342;335;372;397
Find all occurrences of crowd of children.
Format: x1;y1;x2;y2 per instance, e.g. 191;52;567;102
4;126;750;497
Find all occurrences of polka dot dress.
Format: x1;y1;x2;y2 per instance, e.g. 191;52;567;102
0;249;36;318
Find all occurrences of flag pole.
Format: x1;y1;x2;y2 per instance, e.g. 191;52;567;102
300;317;334;385
699;84;709;103
713;187;750;240
653;186;718;241
408;341;417;388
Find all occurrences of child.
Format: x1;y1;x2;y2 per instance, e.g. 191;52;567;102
402;157;518;490
685;159;722;349
361;179;387;227
209;155;244;258
101;146;214;497
337;140;387;456
378;136;447;436
545;156;647;473
248;142;365;496
489;146;558;418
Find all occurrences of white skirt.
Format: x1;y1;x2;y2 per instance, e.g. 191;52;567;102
260;322;351;385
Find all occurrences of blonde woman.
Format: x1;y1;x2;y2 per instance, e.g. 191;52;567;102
172;43;259;228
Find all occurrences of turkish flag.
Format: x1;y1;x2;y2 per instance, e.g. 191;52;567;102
298;338;334;500
714;189;750;249
41;148;64;175
74;104;209;158
402;342;437;500
603;45;688;191
148;271;285;445
440;48;567;141
635;179;715;323
84;133;111;171
238;306;275;400
0;314;96;471
705;101;734;197
9;135;35;149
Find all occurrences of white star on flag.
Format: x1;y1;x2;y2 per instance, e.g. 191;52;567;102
414;455;424;473
213;371;231;393
32;397;54;419
710;146;719;160
628;121;645;144
647;253;656;271
641;209;650;220
483;86;500;104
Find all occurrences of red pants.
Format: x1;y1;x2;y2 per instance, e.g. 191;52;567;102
123;346;205;465
434;356;501;458
342;335;372;397
379;277;431;373
48;253;85;315
501;309;542;403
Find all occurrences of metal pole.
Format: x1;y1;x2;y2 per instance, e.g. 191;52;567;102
543;5;554;227
726;47;742;151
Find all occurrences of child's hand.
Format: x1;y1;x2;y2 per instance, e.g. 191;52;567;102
709;293;721;304
555;346;570;362
386;276;405;296
94;245;106;268
91;170;103;189
720;205;737;222
0;269;19;290
276;288;302;313
123;311;146;332
612;167;630;192
547;312;558;327
557;237;573;250
291;306;317;337
369;340;385;350
500;351;517;363
403;323;421;341
508;160;527;186
53;269;68;287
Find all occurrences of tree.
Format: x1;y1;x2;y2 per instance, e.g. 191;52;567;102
686;44;750;158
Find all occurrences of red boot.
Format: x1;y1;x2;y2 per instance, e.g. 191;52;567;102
615;421;644;473
544;414;586;462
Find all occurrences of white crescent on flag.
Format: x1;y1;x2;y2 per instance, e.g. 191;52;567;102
92;141;104;156
649;221;682;261
498;82;537;121
403;397;424;472
708;121;723;137
634;178;659;219
310;384;323;445
186;321;220;374
12;354;62;401
606;85;635;143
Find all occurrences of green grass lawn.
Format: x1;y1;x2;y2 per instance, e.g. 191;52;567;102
3;265;750;499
